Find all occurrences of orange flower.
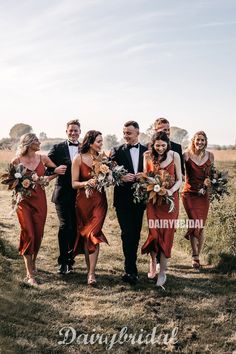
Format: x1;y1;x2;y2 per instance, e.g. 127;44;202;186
99;164;110;174
22;178;31;189
158;187;167;196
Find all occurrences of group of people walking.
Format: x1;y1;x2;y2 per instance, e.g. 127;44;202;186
10;118;214;288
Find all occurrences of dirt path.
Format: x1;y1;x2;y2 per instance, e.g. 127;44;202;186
0;189;235;354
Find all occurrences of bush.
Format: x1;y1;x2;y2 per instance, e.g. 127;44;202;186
204;193;236;265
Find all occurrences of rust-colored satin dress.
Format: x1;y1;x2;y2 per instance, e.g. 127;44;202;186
73;160;108;255
17;160;47;256
141;159;179;258
181;157;211;240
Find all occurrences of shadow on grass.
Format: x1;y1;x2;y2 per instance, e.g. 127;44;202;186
0;236;18;259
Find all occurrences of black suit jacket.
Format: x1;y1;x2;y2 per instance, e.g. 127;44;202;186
170;141;185;176
47;141;80;204
110;143;148;208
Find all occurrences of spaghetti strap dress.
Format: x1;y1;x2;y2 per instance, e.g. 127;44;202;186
17;158;47;256
73;159;108;255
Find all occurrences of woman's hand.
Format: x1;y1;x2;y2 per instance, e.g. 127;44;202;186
87;178;96;188
204;177;211;188
135;172;144;180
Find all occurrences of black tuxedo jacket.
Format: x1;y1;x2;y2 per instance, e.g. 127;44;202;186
110;143;148;208
170;141;185;176
48;141;80;204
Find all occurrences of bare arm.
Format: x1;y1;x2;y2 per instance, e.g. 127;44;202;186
72;154;84;189
143;151;150;173
167;152;182;196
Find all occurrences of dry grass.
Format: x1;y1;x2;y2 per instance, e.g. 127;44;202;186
0;161;236;353
209;149;236;161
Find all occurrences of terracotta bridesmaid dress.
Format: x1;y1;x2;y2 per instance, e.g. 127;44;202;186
181;157;211;240
17;158;47;256
73;159;108;256
141;157;179;259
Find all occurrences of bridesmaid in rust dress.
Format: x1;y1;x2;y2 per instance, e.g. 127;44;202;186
141;132;182;288
72;130;108;285
12;133;60;285
182;131;214;268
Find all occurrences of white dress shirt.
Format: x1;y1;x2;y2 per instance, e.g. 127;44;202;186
129;145;140;174
67;141;79;161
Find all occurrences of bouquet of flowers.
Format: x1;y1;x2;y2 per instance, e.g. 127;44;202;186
1;163;49;212
132;169;175;212
198;164;229;202
85;152;127;198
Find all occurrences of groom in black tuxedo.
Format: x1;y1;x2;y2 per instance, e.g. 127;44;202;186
47;119;81;274
111;121;147;284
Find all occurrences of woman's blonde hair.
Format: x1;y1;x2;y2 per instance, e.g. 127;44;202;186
16;133;38;157
188;131;208;157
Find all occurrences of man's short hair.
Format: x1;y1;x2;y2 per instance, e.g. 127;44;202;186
66;119;81;128
154;117;169;126
124;120;139;130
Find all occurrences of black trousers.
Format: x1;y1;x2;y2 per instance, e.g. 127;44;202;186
55;200;77;266
116;204;145;275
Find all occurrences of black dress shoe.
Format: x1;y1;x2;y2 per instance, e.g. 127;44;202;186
122;273;138;285
57;264;70;275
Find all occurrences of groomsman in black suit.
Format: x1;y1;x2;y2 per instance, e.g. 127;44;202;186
47;119;81;274
153;117;185;176
111;121;147;285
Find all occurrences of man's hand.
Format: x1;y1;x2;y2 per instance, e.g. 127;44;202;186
121;173;136;182
54;165;67;175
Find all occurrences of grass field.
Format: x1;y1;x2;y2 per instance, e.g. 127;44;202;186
0;152;236;353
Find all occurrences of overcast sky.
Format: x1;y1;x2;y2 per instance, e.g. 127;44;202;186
0;0;235;144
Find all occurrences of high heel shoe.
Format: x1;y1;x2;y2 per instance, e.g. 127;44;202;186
192;254;201;269
192;259;200;269
87;273;97;285
148;259;157;279
156;273;166;290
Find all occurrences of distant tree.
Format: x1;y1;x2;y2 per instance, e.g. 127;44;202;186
103;134;119;150
170;127;188;144
0;137;16;150
9;123;32;139
39;132;47;140
139;132;150;145
146;124;154;138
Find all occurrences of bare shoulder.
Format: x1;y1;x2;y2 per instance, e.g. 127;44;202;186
11;157;20;165
73;153;82;165
183;151;189;161
143;150;151;158
40;154;49;163
173;151;181;162
208;151;214;162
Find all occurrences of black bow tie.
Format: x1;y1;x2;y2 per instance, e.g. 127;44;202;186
127;143;139;149
68;141;79;147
